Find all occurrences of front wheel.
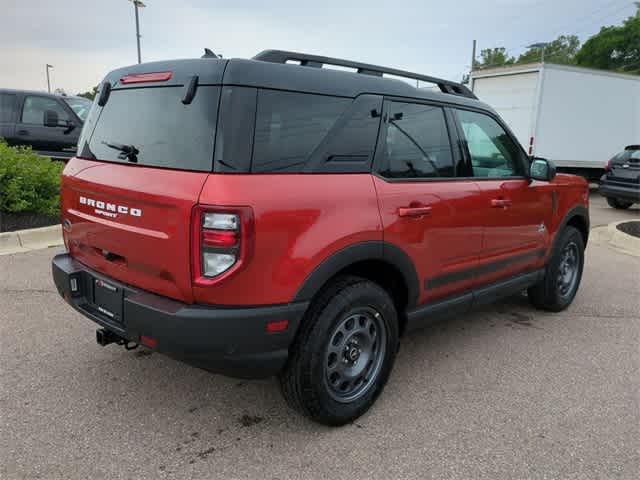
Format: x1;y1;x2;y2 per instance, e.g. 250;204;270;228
528;226;585;312
606;197;633;209
280;276;399;426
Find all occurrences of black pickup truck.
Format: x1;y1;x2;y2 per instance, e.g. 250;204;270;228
0;89;92;160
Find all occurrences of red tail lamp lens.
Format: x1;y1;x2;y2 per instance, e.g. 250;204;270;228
202;230;237;248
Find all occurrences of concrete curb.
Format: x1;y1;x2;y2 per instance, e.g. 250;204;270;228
0;225;63;256
590;220;640;257
608;221;640;256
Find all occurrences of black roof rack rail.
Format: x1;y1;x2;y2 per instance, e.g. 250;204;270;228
253;50;477;99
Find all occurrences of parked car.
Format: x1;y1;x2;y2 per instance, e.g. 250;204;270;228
51;50;590;426
0;88;92;158
599;145;640;209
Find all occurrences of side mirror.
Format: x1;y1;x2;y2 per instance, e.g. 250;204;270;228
529;157;556;182
43;109;59;127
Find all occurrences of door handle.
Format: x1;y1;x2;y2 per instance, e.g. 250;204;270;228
17;129;29;136
490;198;512;208
398;206;432;217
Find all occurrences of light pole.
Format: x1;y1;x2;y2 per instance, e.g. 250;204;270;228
527;42;549;63
128;0;146;64
46;64;53;93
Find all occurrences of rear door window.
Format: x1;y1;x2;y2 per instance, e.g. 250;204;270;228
252;90;349;172
86;86;220;172
377;101;454;179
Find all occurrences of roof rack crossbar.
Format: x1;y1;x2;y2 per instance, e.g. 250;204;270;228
253;50;476;99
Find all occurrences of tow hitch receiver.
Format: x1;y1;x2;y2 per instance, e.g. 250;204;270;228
96;328;138;350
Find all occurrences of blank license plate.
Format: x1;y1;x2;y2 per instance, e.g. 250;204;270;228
93;278;123;323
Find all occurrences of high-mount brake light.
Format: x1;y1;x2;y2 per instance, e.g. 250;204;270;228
191;206;253;286
120;71;173;84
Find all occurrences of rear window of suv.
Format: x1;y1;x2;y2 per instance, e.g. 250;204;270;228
85;86;220;172
611;149;640;163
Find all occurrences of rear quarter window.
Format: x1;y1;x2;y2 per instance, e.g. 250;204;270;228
85;86;220;172
252;90;350;172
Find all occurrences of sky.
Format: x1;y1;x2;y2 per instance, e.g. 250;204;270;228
0;0;636;94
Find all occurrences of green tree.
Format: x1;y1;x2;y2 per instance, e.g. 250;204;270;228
517;35;581;65
77;85;99;100
476;47;515;69
576;3;640;74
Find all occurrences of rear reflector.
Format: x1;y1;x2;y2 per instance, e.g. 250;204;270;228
266;320;289;333
140;336;157;348
120;71;173;84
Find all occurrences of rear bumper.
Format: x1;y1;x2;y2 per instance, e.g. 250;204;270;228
599;179;640;203
52;253;308;378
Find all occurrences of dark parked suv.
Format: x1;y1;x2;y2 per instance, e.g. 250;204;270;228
52;50;589;425
599;145;640;209
0;88;91;158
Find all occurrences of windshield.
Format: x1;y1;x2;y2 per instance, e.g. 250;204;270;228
83;86;220;172
63;97;92;122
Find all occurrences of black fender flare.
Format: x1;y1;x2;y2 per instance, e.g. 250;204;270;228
292;241;420;308
554;205;589;250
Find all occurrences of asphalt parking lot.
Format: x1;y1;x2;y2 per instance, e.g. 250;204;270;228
1;193;638;480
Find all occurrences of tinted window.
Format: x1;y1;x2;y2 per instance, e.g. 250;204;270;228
86;86;220;172
378;102;453;179
214;87;257;173
252;90;349;172
456;109;524;178
0;93;17;122
321;95;382;163
21;96;70;125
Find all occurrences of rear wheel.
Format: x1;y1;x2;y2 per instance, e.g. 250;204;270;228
280;276;399;426
528;226;585;312
606;197;633;209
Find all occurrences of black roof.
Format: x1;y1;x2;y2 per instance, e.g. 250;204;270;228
101;50;491;112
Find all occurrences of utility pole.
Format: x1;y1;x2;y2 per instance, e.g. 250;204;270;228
471;39;477;71
46;64;53;93
129;0;146;64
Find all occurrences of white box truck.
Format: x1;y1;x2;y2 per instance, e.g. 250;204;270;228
470;63;640;180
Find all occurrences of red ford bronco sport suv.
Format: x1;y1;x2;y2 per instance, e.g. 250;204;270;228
52;50;589;425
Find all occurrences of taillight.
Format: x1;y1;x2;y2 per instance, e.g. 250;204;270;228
120;71;172;84
604;159;612;172
191;206;253;286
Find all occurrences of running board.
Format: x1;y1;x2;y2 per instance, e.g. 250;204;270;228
405;269;544;332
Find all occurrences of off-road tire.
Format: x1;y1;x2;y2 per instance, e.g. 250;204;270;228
528;226;585;312
279;276;399;426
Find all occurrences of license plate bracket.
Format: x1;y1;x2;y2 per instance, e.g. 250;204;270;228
92;277;123;323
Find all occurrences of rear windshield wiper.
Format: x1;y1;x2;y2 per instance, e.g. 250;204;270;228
102;141;139;163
